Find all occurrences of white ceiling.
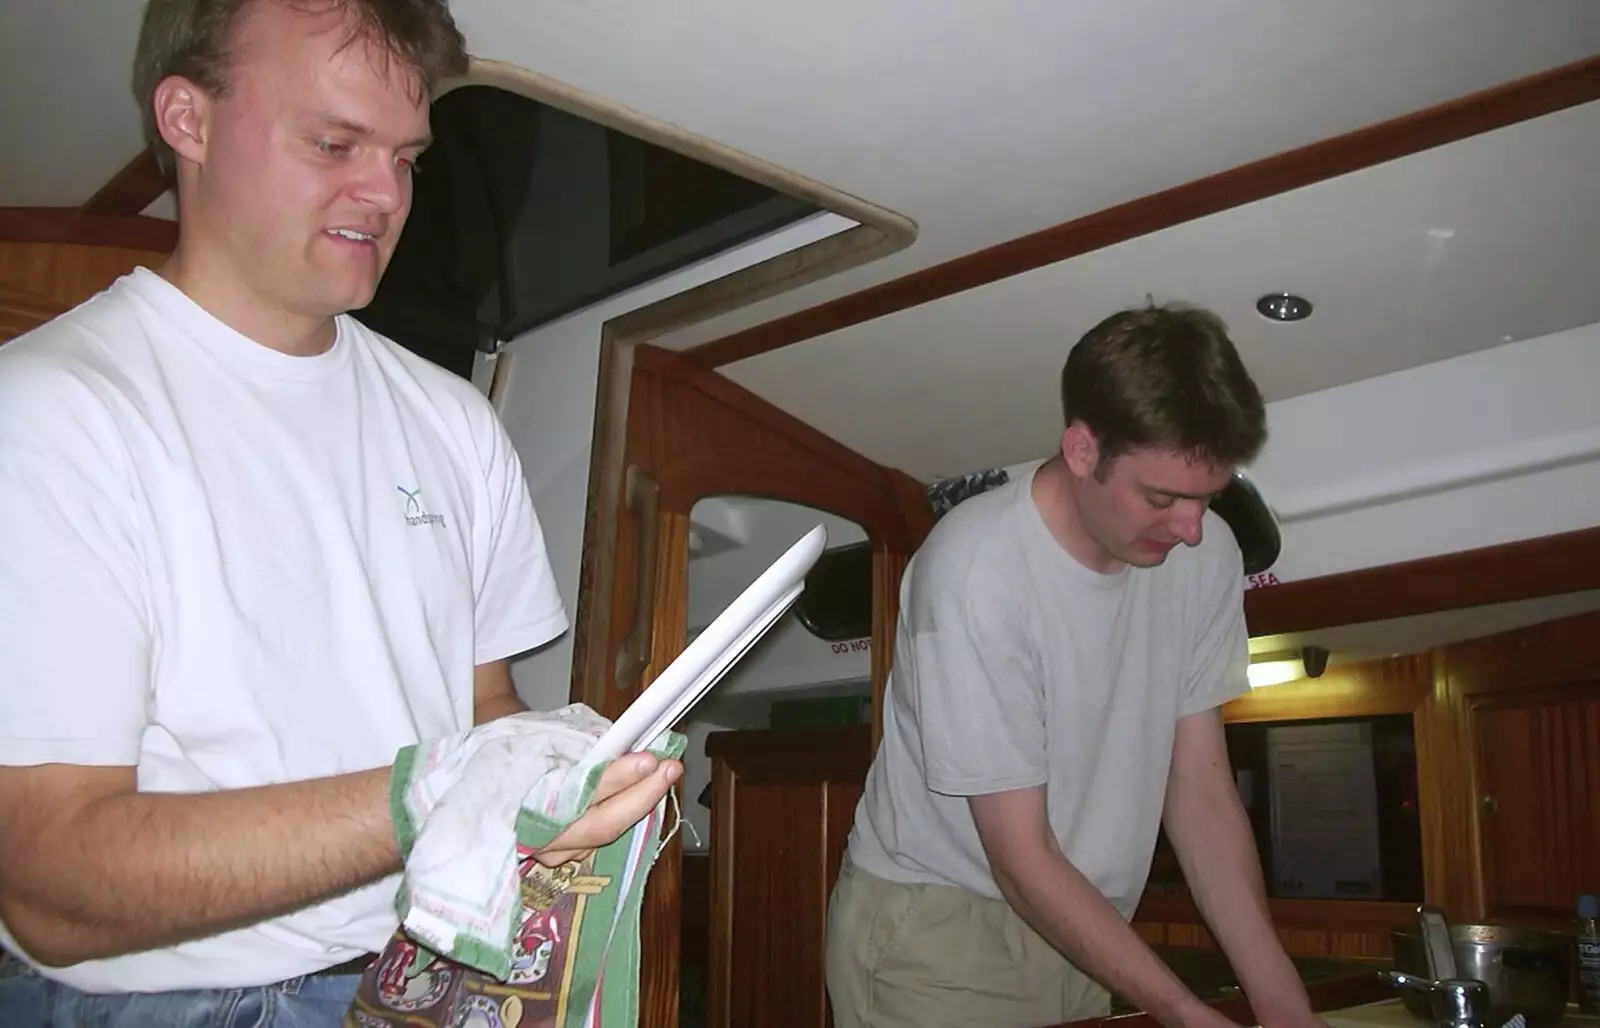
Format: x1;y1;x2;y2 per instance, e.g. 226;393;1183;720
721;99;1600;480
4;2;1599;481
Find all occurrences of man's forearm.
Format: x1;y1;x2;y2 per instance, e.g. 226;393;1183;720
994;843;1211;1028
1;767;398;967
1165;783;1313;1025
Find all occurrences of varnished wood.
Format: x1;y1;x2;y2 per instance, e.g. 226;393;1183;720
1243;525;1600;638
635;510;692;1028
1415;647;1483;922
707;727;873;1028
0;283;67;344
680;853;712;988
1049;972;1396;1028
1134;894;1411;960
1221;653;1431;723
1141;652;1447;952
1471;691;1600;919
575;348;928;1028
870;549;908;750
80;147;169;218
0;207;178;253
684;56;1600;368
1438;609;1600;922
1145;655;1430;957
0;240;166;315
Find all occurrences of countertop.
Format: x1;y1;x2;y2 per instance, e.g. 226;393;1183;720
1322;999;1600;1028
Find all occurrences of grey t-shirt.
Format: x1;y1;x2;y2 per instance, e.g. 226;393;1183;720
846;461;1250;916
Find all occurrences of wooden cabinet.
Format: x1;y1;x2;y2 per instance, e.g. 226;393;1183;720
1443;609;1600;922
705;725;873;1028
1134;607;1600;957
0;239;167;344
571;347;931;1027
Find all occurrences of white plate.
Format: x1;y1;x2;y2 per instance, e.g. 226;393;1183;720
579;524;828;770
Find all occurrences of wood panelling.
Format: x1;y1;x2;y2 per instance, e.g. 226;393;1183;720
1471;692;1600;918
80;148;169;218
1135;893;1412;960
1221;653;1431;723
1414;648;1483;924
1048;972;1396;1028
707;726;874;1028
1243;525;1600;638
1143;608;1600;952
684;55;1600;369
1440;609;1600;923
634;508;692;1028
0;240;165;320
0;208;177;253
681;852;711;984
572;347;930;1028
0;283;66;345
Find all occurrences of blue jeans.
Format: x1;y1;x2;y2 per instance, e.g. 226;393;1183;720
0;954;361;1028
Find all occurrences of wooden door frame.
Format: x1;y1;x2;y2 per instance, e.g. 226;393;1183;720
568;337;933;1028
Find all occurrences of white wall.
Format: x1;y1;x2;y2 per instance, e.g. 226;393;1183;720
1250;322;1600;584
687;499;870;698
497;211;857;711
986;325;1600;591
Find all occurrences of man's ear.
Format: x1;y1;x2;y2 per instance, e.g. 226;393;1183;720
150;75;210;168
1061;421;1101;479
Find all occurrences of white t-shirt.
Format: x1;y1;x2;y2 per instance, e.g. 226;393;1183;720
0;268;569;992
847;461;1249;916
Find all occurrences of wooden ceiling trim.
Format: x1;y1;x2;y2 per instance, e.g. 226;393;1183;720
684;54;1600;369
0;207;178;253
80;147;169;217
1243;524;1600;638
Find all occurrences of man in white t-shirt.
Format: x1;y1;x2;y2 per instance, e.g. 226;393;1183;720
826;306;1322;1028
0;1;680;1023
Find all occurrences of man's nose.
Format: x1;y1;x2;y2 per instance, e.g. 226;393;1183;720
352;155;405;213
1171;505;1205;546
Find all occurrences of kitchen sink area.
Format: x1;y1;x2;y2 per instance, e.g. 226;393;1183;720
1109;947;1392;1015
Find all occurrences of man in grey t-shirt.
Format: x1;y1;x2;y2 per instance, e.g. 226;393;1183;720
826;306;1322;1028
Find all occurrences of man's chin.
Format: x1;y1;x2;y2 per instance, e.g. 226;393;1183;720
1122;542;1176;568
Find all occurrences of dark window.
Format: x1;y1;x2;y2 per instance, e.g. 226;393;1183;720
356;85;823;378
794;542;873;642
1147;714;1423;902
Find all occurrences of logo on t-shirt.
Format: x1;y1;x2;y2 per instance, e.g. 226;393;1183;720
397;486;446;528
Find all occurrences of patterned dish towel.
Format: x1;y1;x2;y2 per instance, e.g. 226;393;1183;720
343;703;687;1028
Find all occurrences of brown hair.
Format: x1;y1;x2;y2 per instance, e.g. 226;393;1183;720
1060;304;1267;473
133;0;468;175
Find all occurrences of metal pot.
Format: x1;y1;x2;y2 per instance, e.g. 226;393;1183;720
1390;923;1571;1027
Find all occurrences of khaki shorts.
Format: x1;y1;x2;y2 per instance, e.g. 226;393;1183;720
825;859;1111;1028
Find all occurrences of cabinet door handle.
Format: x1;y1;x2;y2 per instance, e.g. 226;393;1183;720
1479;794;1499;817
613;465;660;693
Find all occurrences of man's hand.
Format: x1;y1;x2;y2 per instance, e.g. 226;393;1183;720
533;752;683;867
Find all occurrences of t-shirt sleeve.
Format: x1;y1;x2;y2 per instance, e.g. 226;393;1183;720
469;409;569;666
912;556;1048;796
0;359;151;767
1179;547;1251;716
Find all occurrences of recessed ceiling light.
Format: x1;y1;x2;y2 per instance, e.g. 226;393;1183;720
1256;292;1313;322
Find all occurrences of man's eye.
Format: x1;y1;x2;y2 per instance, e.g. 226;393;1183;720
1147;495;1174;510
314;139;351;157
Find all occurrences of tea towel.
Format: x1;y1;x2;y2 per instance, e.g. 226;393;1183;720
388;703;686;979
